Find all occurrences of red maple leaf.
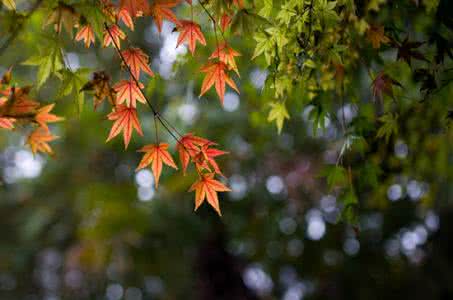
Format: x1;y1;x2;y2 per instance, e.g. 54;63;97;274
119;0;149;17
194;143;228;175
27;127;59;155
220;13;232;32
176;20;206;55
117;8;135;30
0;117;15;130
136;142;178;188
209;42;241;75
121;48;154;79
106;104;143;148
35;104;64;131
113;79;146;108
75;25;95;48
103;25;126;48
199;62;239;104
148;0;181;33
189;173;230;216
177;133;211;174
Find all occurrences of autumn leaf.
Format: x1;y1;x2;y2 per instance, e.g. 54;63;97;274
372;72;402;100
117;8;135;30
177;133;211;174
199;62;239;104
120;0;149;17
44;3;79;36
81;71;116;110
396;37;428;66
209;42;241;75
366;25;389;49
27;127;59;155
75;25;95;48
0;117;15;130
103;25;126;48
121;48;154;79
106;105;143;148
176;20;206;55
220;13;232;32
2;0;15;10
148;0;181;33
136;143;178;188
193;143;228;175
35;104;64;131
1;87;39;115
189;173;230;216
113;79;145;108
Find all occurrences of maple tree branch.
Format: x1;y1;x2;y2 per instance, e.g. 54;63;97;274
103;22;193;154
0;0;44;56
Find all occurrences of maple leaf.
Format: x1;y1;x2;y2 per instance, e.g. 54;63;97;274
121;48;154;79
148;0;181;33
106;105;143;148
120;0;149;17
366;25;390;49
199;62;239;104
75;25;95;48
193;143;228;175
81;71;116;110
44;3;79;36
103;25;126;48
189;173;230;216
0;117;15;130
372;72;402;100
209;42;241;75
220;13;232;32
176;20;206;55
27;127;59;155
1;87;39;115
136;143;178;188
117;8;135;30
177;133;211;174
113;79;145;108
35;104;64;131
396;38;428;66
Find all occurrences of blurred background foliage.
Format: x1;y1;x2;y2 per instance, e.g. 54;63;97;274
0;0;452;299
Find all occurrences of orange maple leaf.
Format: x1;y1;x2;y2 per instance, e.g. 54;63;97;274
27;127;59;155
35;104;64;131
120;0;149;17
148;0;181;33
176;20;206;55
0;117;15;130
75;25;95;48
367;25;390;49
113;80;145;108
0;87;39;115
209;42;241;75
189;173;230;216
106;104;143;148
220;13;232;32
199;62;239;104
103;25;126;48
177;133;211;174
136;142;178;188
194;143;228;175
121;48;154;79
117;8;135;30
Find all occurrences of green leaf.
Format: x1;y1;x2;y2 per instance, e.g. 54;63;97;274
376;113;398;142
321;165;348;190
267;101;290;133
57;68;90;113
259;0;273;18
